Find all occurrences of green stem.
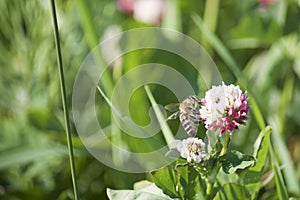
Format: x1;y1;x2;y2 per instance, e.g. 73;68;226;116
50;1;79;199
201;0;220;53
220;132;230;156
144;85;174;146
205;132;231;199
206;182;213;200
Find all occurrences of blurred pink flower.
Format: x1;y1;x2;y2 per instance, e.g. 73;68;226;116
117;0;135;15
117;0;165;25
259;0;278;9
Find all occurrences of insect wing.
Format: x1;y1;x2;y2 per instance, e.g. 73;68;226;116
179;113;199;137
164;103;180;112
167;111;180;120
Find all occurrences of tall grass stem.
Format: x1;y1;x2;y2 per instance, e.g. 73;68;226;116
50;0;79;199
201;0;220;52
144;85;174;146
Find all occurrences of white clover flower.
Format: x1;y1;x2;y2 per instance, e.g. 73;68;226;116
176;137;207;163
199;82;250;135
199;84;227;125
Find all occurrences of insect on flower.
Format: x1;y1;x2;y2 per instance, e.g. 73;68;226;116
165;95;204;137
199;82;250;135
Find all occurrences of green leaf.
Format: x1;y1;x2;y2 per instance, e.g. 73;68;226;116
107;182;175;200
216;169;240;186
150;167;182;199
176;165;205;199
243;126;272;199
213;183;250;200
219;151;255;174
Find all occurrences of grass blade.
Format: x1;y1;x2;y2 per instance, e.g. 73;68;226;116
76;0;114;95
270;123;300;196
201;0;220;52
278;75;294;136
144;85;174;146
50;1;79;199
269;144;289;200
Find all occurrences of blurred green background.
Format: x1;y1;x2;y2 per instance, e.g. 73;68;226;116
0;0;300;199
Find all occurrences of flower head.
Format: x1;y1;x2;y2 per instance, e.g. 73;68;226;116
177;137;207;163
199;82;250;135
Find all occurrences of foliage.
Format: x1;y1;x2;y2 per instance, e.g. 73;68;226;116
1;0;300;199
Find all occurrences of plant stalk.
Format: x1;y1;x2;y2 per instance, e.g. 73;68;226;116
220;132;230;156
201;0;220;53
205;132;230;199
206;181;213;200
50;1;79;199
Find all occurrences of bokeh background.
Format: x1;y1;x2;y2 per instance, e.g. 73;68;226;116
0;0;300;199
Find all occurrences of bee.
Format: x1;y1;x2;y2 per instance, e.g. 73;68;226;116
165;95;204;137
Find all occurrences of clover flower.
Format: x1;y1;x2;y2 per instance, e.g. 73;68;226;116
176;137;207;163
199;82;250;135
